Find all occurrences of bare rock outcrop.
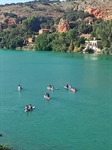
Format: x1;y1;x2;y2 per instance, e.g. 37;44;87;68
58;18;70;33
73;0;112;20
83;0;112;20
85;7;111;20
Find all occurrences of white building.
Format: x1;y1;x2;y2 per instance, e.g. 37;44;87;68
83;38;101;53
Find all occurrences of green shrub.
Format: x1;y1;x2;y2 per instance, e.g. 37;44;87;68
0;145;11;150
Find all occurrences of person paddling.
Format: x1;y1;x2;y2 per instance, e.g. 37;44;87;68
29;104;33;110
18;85;22;90
44;93;50;100
24;105;29;112
47;85;54;90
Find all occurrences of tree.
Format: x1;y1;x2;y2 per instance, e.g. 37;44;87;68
75;37;85;47
22;16;40;32
51;34;68;52
102;40;110;48
68;40;74;52
67;29;78;41
35;33;51;51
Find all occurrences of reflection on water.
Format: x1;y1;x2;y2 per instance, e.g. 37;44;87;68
58;52;112;62
84;54;99;60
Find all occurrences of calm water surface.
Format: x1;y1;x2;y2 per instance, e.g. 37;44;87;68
0;50;112;150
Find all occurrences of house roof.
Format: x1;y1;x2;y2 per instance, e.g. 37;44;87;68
80;34;91;39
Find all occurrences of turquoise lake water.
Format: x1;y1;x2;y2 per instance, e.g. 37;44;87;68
0;49;112;150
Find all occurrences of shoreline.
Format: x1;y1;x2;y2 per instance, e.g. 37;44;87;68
0;47;111;55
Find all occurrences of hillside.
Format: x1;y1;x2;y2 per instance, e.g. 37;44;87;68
0;0;112;23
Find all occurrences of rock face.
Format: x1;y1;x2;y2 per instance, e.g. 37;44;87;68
85;7;111;20
58;18;70;33
0;1;112;25
73;0;112;20
83;0;112;20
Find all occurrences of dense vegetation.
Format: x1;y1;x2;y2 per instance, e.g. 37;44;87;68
0;1;112;54
0;145;11;150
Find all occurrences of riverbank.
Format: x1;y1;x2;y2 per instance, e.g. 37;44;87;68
1;45;112;55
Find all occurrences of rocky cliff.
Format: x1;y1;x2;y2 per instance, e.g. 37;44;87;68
84;0;112;20
58;18;70;33
0;0;112;23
